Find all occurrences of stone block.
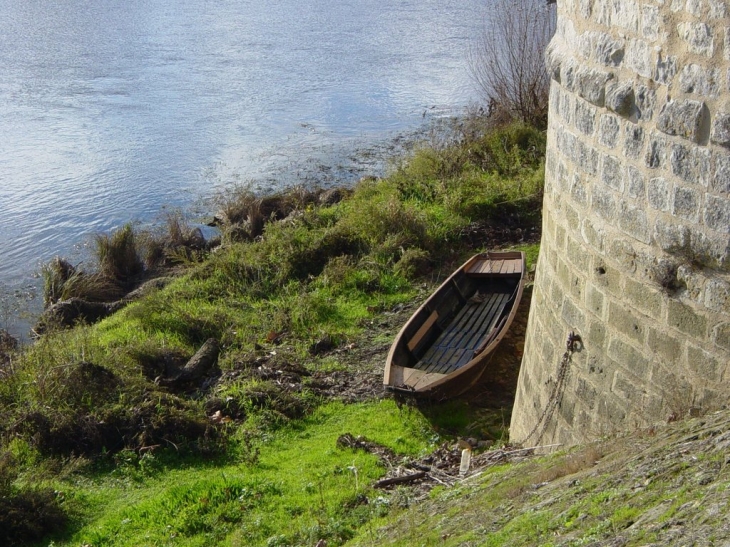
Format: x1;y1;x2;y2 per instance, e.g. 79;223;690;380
624;277;663;318
635;85;656;121
670;143;711;186
679;64;721;97
567;234;590;270
627;166;645;199
686;0;702;17
582;218;605;251
575;99;597;135
713;322;730;350
668;299;708;337
589;319;608;351
623;124;645;159
570;174;589;206
608;338;651;379
594;0;612;26
612;0;639;32
711;113;730;147
647;327;682;364
619;201;652;244
654;54;678;85
577;140;599;175
576;68;613;107
609;237;638;274
592;186;617;221
648;177;671;211
641;5;660;41
585;283;606;318
595;33;625;66
564;204;581;233
686;345;721;383
713;153;730;194
559;90;574;124
646;133;667;169
598;114;620;148
672;186;701;222
601;154;623;191
580;0;593;19
704;277;730;313
705;194;730;233
612;369;647;402
654;218;690;253
562;295;587;332
627;39;653;79
710;0;728;18
606;81;634;117
657;99;706;142
555;223;567;250
726;27;730;61
678;22;715;57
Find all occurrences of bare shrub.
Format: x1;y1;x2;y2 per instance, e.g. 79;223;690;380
469;0;557;128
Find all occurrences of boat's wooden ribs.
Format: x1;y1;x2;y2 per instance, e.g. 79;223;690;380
414;291;510;374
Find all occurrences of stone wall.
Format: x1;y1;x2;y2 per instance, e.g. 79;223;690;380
511;0;730;446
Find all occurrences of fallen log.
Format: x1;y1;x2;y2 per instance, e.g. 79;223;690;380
374;471;426;489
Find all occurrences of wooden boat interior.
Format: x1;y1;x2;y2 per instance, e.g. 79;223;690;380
389;253;523;379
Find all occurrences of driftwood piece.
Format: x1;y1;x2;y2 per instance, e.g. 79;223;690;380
374;471;427;489
157;338;220;387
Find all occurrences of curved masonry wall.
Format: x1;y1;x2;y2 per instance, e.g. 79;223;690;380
511;0;730;446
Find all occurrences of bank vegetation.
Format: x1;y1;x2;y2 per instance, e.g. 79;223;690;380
0;120;545;546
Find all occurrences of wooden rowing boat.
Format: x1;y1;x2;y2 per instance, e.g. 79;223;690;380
384;251;526;398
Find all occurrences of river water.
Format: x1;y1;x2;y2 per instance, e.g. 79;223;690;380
0;0;486;335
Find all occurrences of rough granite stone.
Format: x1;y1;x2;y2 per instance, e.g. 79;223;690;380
672;186;701;222
657;100;706;142
623;124;645;159
635;85;656;120
627;39;653;79
619;201;652;244
714;154;730;193
670;144;711;186
598;114;620;148
575;99;597;135
606;81;634;116
705;195;730;233
641;5;660;41
602;154;623;191
595;33;625;66
711;113;730;146
576;68;613;106
679;64;721;97
648;177;671;211
627;166;645;199
612;0;639;33
592;185;618;220
710;0;727;18
654;218;690;253
678;22;715;57
655;54;678;85
646;133;667;169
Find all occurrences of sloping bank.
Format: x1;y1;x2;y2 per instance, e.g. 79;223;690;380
0;120;545;546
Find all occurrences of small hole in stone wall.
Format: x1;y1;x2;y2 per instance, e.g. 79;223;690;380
595;266;606;275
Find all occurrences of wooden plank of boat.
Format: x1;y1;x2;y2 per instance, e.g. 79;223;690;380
383;250;525;398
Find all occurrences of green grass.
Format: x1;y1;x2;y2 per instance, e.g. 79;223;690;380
47;400;433;547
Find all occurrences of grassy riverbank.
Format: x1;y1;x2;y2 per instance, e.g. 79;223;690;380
0;119;545;546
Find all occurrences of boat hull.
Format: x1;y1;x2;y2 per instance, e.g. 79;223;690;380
384;251;526;398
